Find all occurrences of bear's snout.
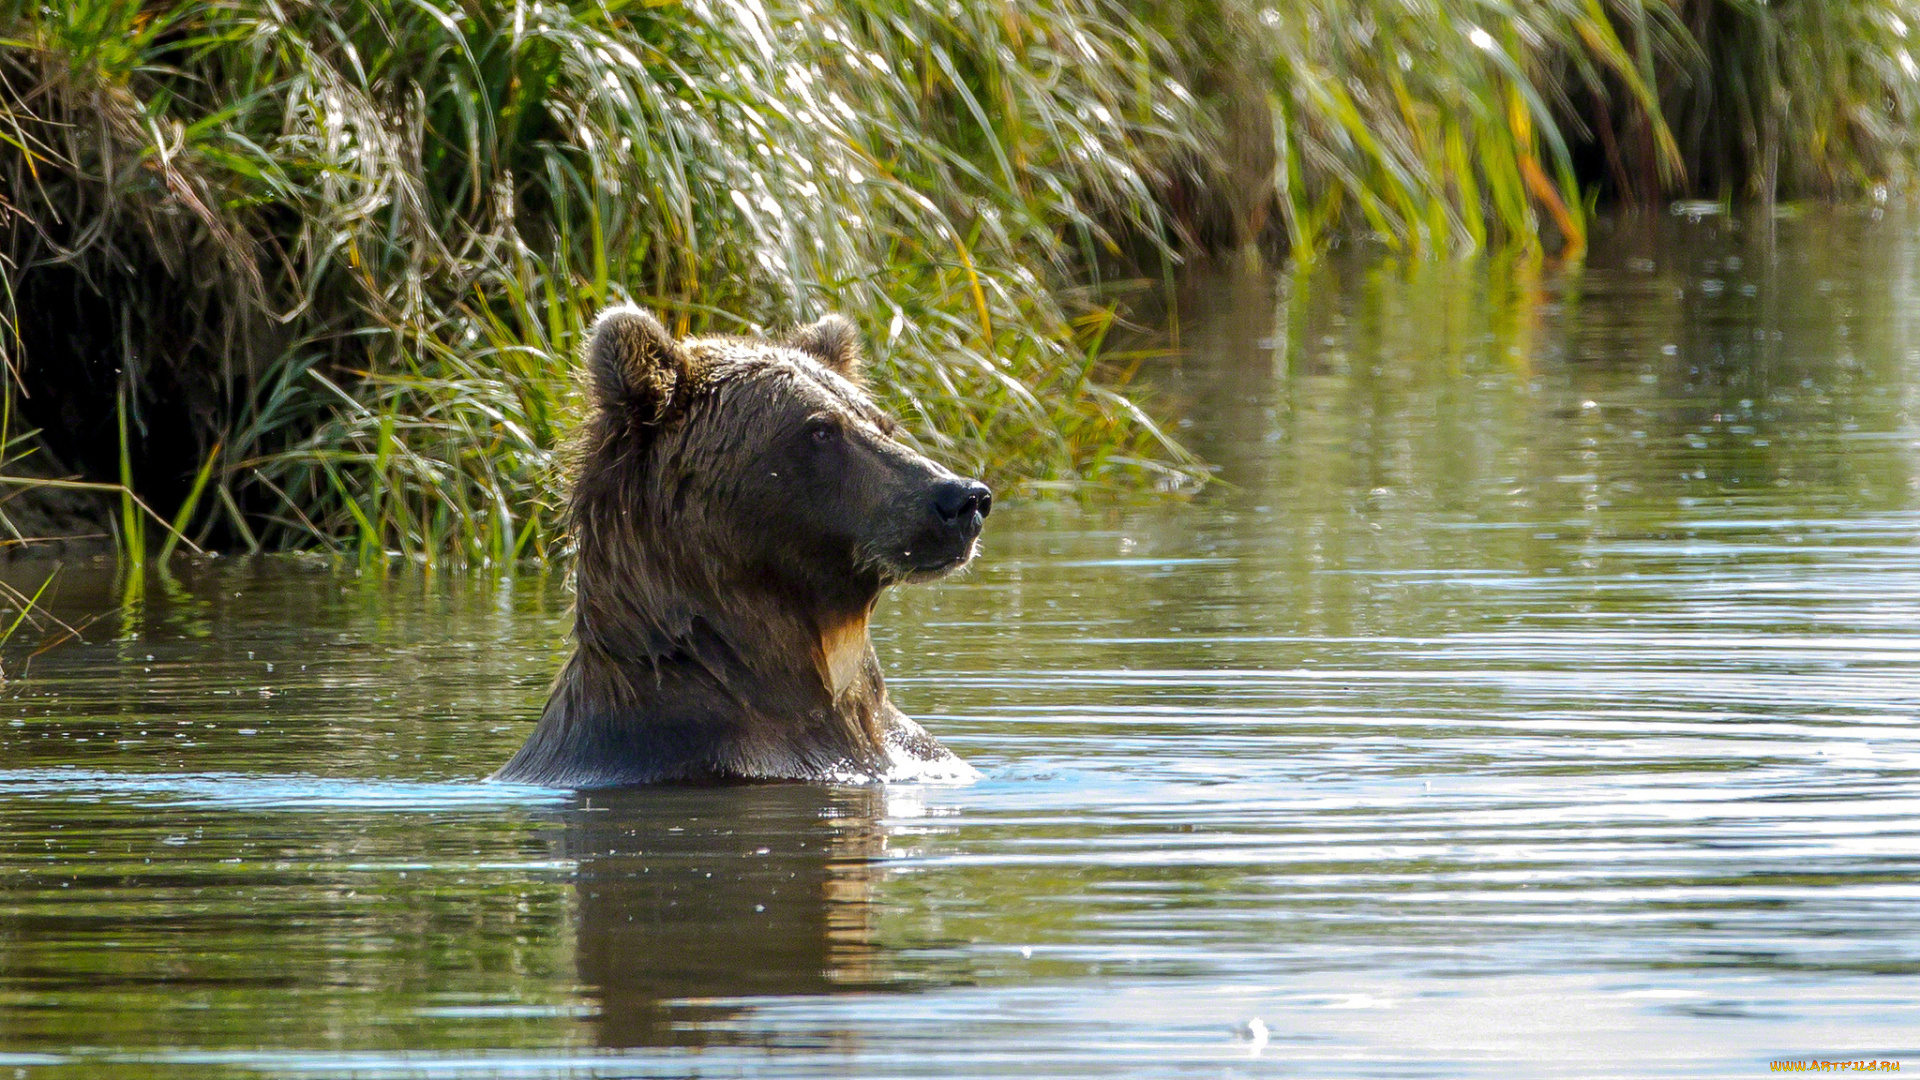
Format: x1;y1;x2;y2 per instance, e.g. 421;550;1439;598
932;479;992;534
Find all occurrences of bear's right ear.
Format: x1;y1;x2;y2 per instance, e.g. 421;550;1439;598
585;305;690;420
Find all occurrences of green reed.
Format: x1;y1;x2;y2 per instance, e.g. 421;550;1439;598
0;0;1205;564
0;0;1917;564
1150;0;1920;257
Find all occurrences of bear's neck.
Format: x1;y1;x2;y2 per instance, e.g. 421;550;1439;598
504;583;897;785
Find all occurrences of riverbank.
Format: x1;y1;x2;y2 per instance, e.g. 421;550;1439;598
3;0;1917;561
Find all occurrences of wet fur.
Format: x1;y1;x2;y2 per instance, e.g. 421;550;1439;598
493;307;973;787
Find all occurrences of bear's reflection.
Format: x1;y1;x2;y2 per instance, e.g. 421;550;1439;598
558;783;901;1048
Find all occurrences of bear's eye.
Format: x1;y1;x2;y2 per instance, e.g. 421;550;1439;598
805;416;840;444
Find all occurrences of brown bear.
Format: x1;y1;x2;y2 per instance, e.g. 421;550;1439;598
492;306;991;787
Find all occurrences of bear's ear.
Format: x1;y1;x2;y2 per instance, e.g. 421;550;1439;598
788;314;863;382
585;305;690;420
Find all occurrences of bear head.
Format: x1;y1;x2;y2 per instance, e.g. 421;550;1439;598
494;306;991;786
567;305;991;665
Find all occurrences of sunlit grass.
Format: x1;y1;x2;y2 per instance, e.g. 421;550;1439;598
2;0;1918;564
0;0;1202;563
1153;0;1920;257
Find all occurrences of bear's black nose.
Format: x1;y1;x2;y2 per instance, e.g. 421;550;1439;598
933;480;992;526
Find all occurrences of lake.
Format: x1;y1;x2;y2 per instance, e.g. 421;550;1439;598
1;208;1916;1077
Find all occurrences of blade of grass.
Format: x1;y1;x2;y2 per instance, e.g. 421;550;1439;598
156;439;219;562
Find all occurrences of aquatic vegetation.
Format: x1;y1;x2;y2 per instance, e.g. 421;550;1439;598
1;0;1917;562
1151;0;1920;257
0;0;1200;563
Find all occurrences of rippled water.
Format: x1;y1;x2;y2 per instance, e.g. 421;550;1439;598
3;210;1919;1077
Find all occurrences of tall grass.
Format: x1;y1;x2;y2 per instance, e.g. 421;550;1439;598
1151;0;1920;257
1145;1;1630;256
1656;1;1920;201
2;0;1919;564
0;0;1201;564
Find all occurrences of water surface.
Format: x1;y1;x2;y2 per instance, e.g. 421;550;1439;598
2;209;1918;1077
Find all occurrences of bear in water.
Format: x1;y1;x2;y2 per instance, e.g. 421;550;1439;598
492;306;991;787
